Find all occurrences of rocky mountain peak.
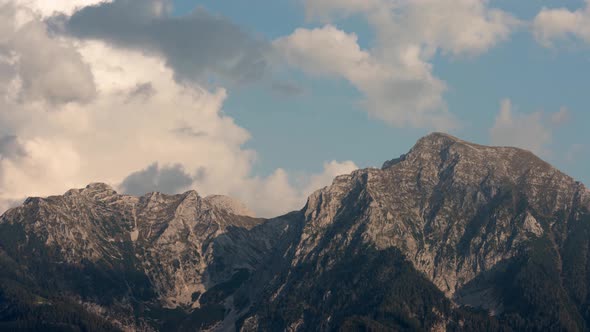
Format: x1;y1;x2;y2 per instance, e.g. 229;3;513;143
415;131;464;146
204;195;255;217
383;132;561;184
300;132;587;297
85;182;116;191
381;132;473;169
62;182;119;200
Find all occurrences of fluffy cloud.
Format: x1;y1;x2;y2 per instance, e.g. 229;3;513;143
227;161;359;217
489;99;567;156
120;163;193;196
305;0;517;55
0;4;96;104
0;2;357;217
275;25;451;129
55;0;270;85
303;160;359;195
533;1;590;46
10;0;110;16
278;0;517;129
0;135;25;159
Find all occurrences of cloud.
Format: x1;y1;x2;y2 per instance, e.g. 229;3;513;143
533;1;590;46
0;4;96;104
274;25;452;129
277;0;517;129
303;160;359;195
304;0;517;55
0;34;255;209
55;0;270;85
116;160;358;217
489;99;568;156
0;135;26;159
127;82;156;101
0;2;358;218
225;160;358;217
10;0;111;17
551;106;570;126
119;163;193;196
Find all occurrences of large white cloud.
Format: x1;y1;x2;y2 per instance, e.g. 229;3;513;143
533;0;590;46
0;3;358;217
278;0;517;129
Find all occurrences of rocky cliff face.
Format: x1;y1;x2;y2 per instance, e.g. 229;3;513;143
295;133;587;296
1;133;589;331
0;184;287;330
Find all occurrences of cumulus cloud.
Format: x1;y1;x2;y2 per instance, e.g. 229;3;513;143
226;161;358;217
304;0;518;55
0;4;96;104
0;35;250;210
489;99;568;156
0;135;25;159
303;160;359;195
54;0;270;85
11;0;110;17
277;0;517;129
533;1;590;46
119;163;193;196
275;25;451;129
0;1;358;218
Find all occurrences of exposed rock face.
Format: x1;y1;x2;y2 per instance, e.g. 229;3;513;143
1;133;589;331
294;133;586;296
10;186;262;306
242;133;590;331
204;195;256;218
0;185;277;329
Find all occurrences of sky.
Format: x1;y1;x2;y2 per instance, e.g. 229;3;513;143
0;0;588;217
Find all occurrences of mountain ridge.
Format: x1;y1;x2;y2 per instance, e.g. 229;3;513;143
1;133;590;331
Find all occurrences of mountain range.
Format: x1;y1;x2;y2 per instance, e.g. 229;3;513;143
1;132;589;331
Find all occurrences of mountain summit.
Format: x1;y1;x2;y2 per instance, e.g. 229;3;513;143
1;133;589;331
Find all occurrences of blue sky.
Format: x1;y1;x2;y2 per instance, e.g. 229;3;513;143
174;0;590;183
0;0;588;216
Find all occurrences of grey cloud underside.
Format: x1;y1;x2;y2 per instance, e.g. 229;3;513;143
0;4;96;105
127;82;156;101
56;0;270;85
0;135;25;159
119;162;194;196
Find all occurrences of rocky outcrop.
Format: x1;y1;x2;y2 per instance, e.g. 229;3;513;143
0;185;276;330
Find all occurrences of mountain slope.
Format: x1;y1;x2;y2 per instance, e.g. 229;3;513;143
0;185;290;330
241;133;590;331
1;133;589;331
